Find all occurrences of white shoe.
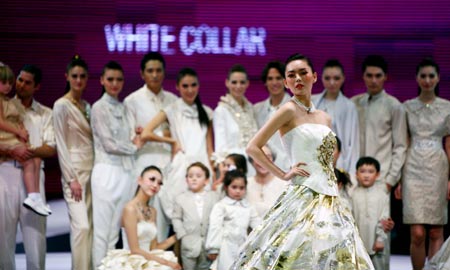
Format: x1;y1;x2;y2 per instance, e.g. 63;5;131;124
44;204;52;215
23;197;49;216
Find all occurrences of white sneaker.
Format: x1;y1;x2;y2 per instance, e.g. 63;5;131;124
44;204;52;215
23;197;49;216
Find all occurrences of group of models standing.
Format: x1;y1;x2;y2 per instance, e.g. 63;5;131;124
0;50;448;270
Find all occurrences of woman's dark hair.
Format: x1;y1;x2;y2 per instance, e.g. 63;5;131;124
322;59;345;93
227;64;248;80
223;170;247;194
335;136;342;152
285;53;315;74
177;67;209;127
416;58;440;96
226;153;248;175
65;55;88;92
186;161;210;179
261;61;285;83
100;61;124;96
334;168;352;188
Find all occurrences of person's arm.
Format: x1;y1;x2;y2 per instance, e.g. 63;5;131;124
205;203;225;257
141;111;174;145
90;104;137;155
149;207;177;250
30;107;56;159
213;106;228;154
170;198;187;240
374;193;390;252
445;136;450;199
385;103;407;188
343;103;360;174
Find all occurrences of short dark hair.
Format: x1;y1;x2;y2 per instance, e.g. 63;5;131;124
261;61;285;82
223;170;247;190
285;53;315;73
186;162;210;179
335;136;342;152
362;55;387;74
356;156;380;172
20;64;43;85
140;51;166;71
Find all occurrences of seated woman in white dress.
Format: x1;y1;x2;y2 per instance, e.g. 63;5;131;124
99;166;182;270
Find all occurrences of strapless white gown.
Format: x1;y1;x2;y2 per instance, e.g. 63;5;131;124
98;221;177;270
231;124;374;269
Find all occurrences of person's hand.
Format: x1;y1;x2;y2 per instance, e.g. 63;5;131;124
394;184;402;200
135;126;143;135
207;253;218;261
282;162;310;180
171;141;183;158
16;128;29;143
373;241;384;252
381;218;395;232
10;145;33;162
132;135;144;149
385;183;392;193
70;180;83;202
166;261;182;270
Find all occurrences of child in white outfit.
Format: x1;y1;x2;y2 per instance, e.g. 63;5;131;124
206;170;261;270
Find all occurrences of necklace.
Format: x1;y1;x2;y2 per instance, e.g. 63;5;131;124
137;202;152;221
291;97;315;113
66;95;89;121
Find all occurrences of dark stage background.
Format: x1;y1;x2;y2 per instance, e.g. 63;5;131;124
2;0;450;254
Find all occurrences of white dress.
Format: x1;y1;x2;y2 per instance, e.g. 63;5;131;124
159;98;213;219
428;237;450;270
231;124;373;269
98;221;178;270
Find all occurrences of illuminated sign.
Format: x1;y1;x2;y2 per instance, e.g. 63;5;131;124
104;23;266;56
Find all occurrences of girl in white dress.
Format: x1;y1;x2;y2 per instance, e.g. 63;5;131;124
213;64;258;176
99;166;181;270
206;170;261;270
141;67;213;219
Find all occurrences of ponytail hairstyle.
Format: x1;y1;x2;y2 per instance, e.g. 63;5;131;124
416;58;440;96
176;67;209;127
65;54;88;93
134;165;163;196
226;153;248;175
100;61;124;97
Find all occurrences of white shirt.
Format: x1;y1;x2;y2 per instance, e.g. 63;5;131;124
246;175;289;217
21;98;56;150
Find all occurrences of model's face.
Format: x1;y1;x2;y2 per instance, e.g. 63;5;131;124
141;60;164;92
265;68;285;96
416;66;439;94
177;75;199;105
252;147;273;175
226;178;246;200
356;164;379;188
322;67;344;95
138;170;163;196
15;71;39;99
0;81;13;95
186;166;208;193
284;59;317;97
363;66;386;95
66;66;88;94
226;72;249;100
101;69;124;98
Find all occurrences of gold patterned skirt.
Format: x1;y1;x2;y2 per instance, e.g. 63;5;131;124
231;184;374;270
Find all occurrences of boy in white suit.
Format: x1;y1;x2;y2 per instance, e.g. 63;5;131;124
172;162;219;270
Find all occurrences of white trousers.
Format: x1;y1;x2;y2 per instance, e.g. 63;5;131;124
91;163;134;268
0;161;46;270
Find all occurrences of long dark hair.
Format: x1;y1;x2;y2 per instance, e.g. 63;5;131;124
100;61;124;97
416;58;440;96
176;67;209;127
65;55;88;93
322;59;345;93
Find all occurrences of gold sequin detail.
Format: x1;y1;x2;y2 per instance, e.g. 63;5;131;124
316;132;338;187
